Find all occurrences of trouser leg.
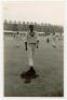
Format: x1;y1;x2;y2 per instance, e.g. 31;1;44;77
27;45;34;67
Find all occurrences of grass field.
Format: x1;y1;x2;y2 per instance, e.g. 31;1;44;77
4;35;63;97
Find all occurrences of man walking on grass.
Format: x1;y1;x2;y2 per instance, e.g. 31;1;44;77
21;24;39;78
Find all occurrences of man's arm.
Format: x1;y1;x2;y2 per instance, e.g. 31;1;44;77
24;32;28;51
37;40;39;48
36;32;39;48
25;41;27;51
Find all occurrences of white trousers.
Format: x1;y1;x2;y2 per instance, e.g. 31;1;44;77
27;44;36;67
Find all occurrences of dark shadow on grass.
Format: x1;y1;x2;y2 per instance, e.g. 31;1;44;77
20;67;39;83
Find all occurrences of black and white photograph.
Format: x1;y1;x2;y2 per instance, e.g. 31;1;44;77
3;0;64;97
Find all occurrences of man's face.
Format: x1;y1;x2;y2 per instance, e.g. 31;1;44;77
30;27;33;32
29;25;34;36
29;25;34;32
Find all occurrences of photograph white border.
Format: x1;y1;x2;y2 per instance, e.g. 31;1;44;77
0;0;66;99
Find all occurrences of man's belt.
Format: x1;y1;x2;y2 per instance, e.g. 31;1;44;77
29;43;37;44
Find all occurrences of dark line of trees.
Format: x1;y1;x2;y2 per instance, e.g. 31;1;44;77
4;20;64;35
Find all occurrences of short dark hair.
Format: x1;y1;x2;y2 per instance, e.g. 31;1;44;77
29;24;34;29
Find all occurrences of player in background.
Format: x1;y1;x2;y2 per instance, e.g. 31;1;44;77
51;28;56;48
46;28;56;48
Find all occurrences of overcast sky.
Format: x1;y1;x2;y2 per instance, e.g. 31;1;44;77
3;1;64;25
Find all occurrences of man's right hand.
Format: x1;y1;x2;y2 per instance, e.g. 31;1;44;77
25;42;27;51
26;46;27;51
